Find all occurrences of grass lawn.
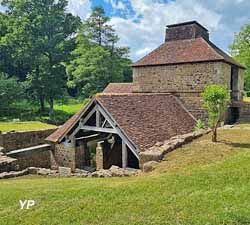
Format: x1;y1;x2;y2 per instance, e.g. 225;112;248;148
1;125;250;224
54;102;83;114
0;121;57;132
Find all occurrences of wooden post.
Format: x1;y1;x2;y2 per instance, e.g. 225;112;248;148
122;141;127;169
96;109;100;127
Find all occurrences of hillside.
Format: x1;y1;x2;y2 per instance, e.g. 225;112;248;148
1;124;250;224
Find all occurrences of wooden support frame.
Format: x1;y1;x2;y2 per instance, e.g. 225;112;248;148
66;100;139;159
81;125;117;134
122;141;128;169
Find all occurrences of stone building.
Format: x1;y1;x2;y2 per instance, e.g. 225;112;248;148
46;21;246;172
133;21;245;123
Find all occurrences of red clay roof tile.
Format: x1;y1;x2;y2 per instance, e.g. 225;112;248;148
103;83;133;93
133;37;245;69
46;94;196;151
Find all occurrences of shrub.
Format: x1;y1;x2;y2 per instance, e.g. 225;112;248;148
202;85;230;142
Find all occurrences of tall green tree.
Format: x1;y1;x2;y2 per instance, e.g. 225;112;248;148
67;6;132;97
1;0;81;114
230;24;250;94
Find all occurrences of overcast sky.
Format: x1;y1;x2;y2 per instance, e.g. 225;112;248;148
2;0;250;61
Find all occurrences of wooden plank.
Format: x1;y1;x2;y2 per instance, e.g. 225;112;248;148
122;141;128;169
96;107;100;127
81;125;117;134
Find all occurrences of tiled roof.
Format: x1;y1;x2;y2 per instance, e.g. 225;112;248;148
97;93;196;151
103;83;133;93
46;94;196;151
133;37;245;69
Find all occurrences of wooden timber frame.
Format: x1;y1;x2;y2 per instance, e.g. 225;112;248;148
65;99;139;169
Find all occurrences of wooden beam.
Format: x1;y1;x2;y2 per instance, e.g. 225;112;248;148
96;107;100;127
97;104;139;159
80;105;98;126
122;141;128;169
75;134;99;140
81;125;117;134
101;119;107;128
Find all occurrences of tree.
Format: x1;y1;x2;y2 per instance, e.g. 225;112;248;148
230;24;250;94
84;6;117;47
0;73;24;109
202;85;230;142
1;0;81;114
67;6;132;97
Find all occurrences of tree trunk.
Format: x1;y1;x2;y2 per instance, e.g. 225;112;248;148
212;120;220;142
212;127;217;142
49;96;54;117
39;95;45;113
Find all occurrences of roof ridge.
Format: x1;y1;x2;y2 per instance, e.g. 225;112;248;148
96;92;173;97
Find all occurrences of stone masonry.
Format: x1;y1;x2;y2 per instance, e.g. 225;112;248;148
133;61;244;121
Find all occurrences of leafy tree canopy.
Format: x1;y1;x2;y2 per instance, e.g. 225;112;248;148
230;24;250;94
67;6;132;98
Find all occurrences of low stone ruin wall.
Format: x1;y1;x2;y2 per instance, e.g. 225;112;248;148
0;128;57;152
140;129;211;172
7;144;52;170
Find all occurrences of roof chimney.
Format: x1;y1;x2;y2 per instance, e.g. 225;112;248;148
165;21;209;42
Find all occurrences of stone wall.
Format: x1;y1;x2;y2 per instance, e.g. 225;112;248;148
0;128;57;152
15;150;51;170
51;143;76;172
133;62;231;93
165;23;209;42
132;62;245;121
174;91;207;121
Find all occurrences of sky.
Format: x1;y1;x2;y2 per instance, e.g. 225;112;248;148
2;0;250;62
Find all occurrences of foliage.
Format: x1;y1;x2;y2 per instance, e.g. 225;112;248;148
0;98;85;125
1;125;250;224
0;0;81;114
67;6;132;98
230;24;250;92
202;85;230;142
194;119;205;130
0;73;25;109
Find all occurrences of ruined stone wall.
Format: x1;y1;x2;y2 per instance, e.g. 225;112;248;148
0;128;57;152
15;150;51;170
133;62;231;93
51;143;76;171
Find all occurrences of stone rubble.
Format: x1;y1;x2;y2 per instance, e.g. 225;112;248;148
139;129;211;172
0;165;141;179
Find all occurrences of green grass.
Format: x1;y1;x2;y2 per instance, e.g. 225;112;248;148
1;125;250;224
0;121;57;132
54;103;83;114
